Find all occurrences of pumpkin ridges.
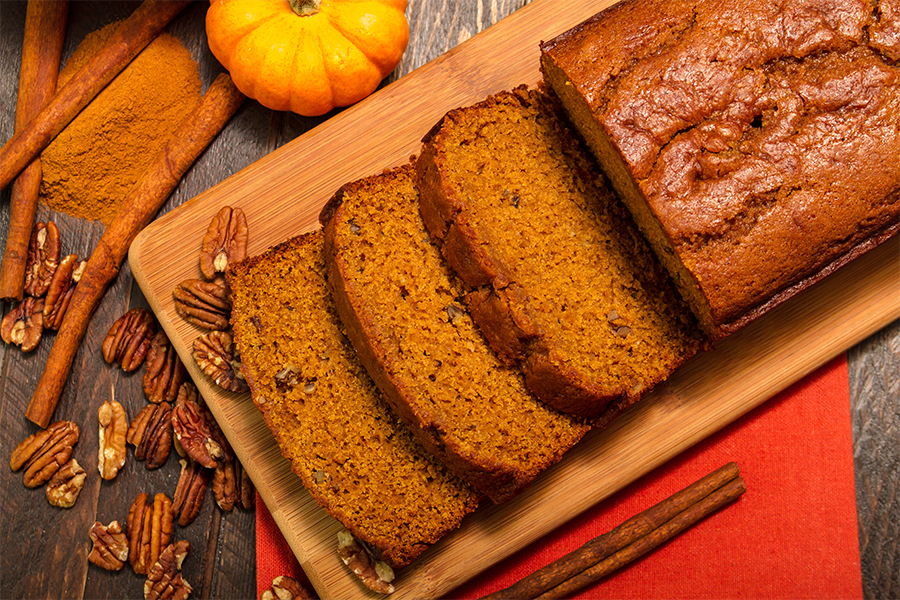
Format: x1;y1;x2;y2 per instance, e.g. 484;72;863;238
325;2;409;74
314;19;385;107
289;28;334;116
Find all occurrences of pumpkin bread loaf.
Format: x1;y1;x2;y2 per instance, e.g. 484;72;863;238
320;164;590;504
415;86;704;420
541;0;900;340
227;231;479;568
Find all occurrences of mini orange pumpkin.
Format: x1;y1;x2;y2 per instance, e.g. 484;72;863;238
206;0;409;116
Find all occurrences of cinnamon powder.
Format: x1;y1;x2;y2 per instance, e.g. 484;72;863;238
39;21;201;225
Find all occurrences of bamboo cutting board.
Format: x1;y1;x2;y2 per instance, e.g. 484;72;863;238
129;0;900;597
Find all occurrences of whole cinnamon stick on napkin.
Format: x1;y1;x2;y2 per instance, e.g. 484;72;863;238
25;73;246;428
482;462;746;600
0;0;191;192
0;0;68;301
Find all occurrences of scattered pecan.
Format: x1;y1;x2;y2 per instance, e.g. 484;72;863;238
260;575;318;600
199;206;248;280
213;457;254;512
144;540;192;600
88;520;130;571
102;308;157;372
171;390;229;469
336;530;395;595
171;458;210;527
143;331;187;403
42;254;86;330
127;492;174;576
1;296;44;352
173;279;232;330
127;403;173;470
9;420;80;488
98;400;128;480
24;221;61;298
171;383;198;458
192;330;248;393
46;458;86;508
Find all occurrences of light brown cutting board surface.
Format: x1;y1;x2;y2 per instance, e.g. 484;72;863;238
129;0;900;597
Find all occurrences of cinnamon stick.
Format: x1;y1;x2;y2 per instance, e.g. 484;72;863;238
482;462;745;600
25;73;246;428
0;0;69;301
0;0;191;192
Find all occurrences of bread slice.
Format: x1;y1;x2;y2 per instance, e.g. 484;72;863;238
320;164;589;504
415;86;704;419
228;230;479;568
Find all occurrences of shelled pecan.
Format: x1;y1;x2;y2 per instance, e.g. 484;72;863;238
127;403;173;469
144;540;192;600
173;279;231;330
24;221;60;298
9;420;80;488
98;400;128;480
127;492;173;576
213;458;254;512
192;330;248;393
88;520;130;571
260;576;317;600
143;331;187;403
46;458;86;508
337;530;395;595
171;458;210;527
1;296;44;352
102;308;157;372
42;254;86;330
199;205;248;281
171;389;228;469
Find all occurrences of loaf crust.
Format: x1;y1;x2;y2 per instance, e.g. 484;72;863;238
416;87;703;419
321;164;589;504
228;231;479;567
542;0;900;339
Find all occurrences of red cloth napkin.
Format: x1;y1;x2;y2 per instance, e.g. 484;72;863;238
256;354;863;599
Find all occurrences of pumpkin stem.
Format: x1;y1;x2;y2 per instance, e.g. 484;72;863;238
288;0;321;16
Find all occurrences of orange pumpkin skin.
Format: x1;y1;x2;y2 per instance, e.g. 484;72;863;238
206;0;409;116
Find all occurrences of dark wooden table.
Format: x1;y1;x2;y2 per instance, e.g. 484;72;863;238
0;1;897;599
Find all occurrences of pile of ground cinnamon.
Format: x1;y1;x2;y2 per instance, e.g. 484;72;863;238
39;21;201;225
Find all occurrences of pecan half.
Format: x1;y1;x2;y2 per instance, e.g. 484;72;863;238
213;457;254;512
171;390;229;469
102;308;157;372
1;296;44;352
192;331;248;393
173;279;232;331
98;400;128;480
337;530;395;595
199;206;248;280
9;420;80;488
144;540;192;600
42;254;86;330
128;492;174;576
88;520;130;571
171;458;210;527
24;221;61;297
260;576;318;600
46;458;86;508
143;331;187;403
127;403;173;470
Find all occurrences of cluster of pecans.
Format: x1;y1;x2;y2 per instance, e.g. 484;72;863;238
0;221;86;351
174;205;249;395
82;302;255;598
9;420;85;508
